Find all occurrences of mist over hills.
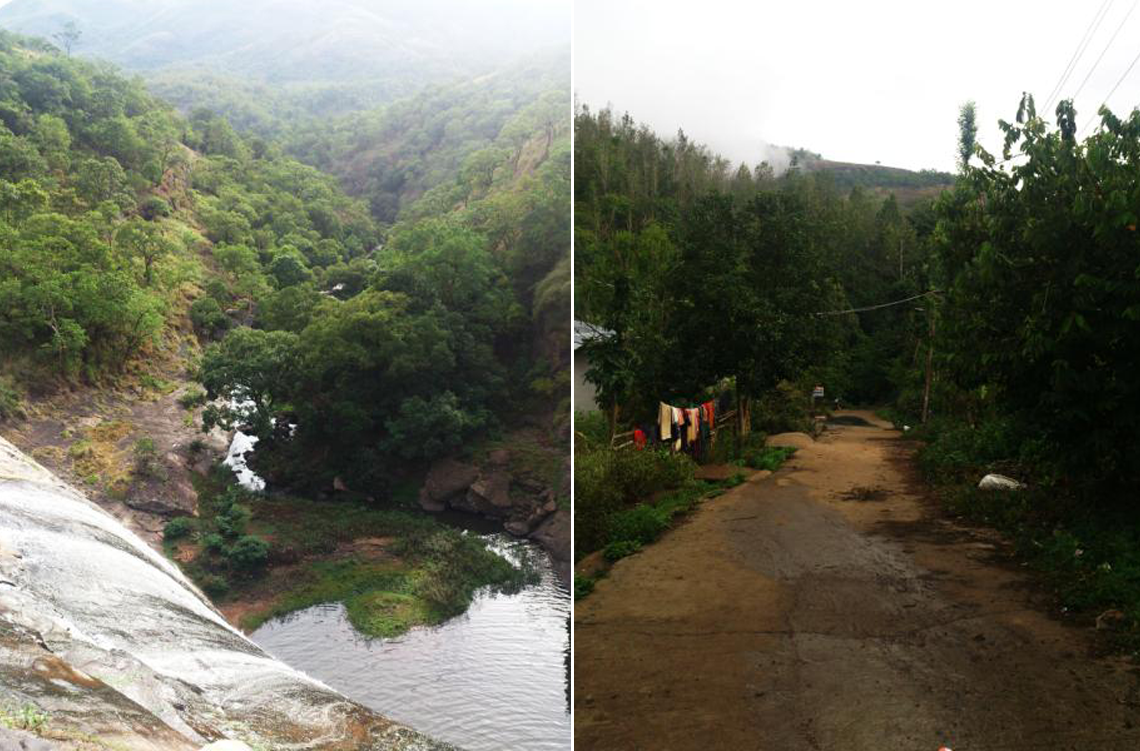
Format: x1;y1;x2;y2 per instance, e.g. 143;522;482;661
0;0;568;117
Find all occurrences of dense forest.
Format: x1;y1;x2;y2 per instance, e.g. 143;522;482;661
574;105;936;426
0;25;570;495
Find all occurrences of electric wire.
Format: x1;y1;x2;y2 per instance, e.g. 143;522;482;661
1081;43;1140;136
1072;0;1138;103
1044;0;1113;111
814;290;941;317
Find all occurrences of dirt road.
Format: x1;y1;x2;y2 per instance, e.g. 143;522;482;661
574;411;1140;750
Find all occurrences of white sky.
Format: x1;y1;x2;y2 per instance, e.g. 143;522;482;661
574;0;1140;172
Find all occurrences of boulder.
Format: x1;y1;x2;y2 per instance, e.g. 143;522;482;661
124;478;197;517
529;509;570;562
466;471;512;517
504;519;531;537
417;491;447;513
418;459;478;512
978;473;1024;491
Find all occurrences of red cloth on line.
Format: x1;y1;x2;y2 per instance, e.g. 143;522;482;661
633;428;647;450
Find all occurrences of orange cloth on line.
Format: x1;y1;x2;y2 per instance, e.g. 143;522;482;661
703;400;715;428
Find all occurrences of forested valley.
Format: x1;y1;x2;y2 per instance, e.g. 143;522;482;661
0;0;569;686
573;96;1140;647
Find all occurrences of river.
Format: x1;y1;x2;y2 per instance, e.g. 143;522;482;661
250;530;571;751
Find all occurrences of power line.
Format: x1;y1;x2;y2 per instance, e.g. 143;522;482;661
1073;0;1138;102
1081;43;1140;135
815;290;941;317
1045;0;1113;111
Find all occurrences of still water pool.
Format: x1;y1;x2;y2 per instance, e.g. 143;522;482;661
251;533;570;751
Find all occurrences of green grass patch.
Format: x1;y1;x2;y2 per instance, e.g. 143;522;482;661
574;573;598;600
0;703;49;732
737;445;796;472
178;464;535;639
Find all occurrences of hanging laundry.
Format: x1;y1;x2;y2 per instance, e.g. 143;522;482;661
658;402;673;441
633;428;647;450
686;407;700;444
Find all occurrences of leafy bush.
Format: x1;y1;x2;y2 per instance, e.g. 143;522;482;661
574;409;610;450
607;503;670;547
132;437;165;480
574;574;597;600
189;296;231;338
202;532;226;553
139;195;172;220
755;380;813;434
198;573;230;598
163;516;193;541
574;446;695;555
740;445;796;472
229;535;269;572
603;539;642;562
216;503;251;538
178;387;207;409
0;377;24;421
917;416;1020;484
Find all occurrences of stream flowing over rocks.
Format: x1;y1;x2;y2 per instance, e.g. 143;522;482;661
0;436;454;751
418;455;570;583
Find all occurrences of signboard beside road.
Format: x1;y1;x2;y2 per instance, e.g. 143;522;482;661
812;385;824;399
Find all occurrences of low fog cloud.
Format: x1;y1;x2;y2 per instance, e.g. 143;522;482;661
575;0;1140;172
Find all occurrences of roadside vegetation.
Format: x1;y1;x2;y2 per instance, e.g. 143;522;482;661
572;411;795;600
877;95;1140;649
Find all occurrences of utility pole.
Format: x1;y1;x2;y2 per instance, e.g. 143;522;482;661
922;308;935;424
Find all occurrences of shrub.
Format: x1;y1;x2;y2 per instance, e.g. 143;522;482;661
139;195;172;220
198;573;229;598
202;532;226;554
178;387;207;409
133;437;165;480
603;539;642;562
740;445;796;472
574;409;610;450
574;447;695;555
163;517;193;541
755;380;812;434
229;535;269;572
216;503;251;538
0;377;24;421
189;296;230;338
607;503;670;548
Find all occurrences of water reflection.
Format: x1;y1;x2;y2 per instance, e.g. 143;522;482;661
251;534;571;751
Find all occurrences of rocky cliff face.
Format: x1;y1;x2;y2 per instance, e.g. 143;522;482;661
0;437;454;751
